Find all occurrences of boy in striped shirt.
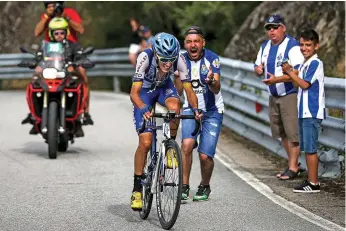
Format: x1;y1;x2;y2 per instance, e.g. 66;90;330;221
281;29;325;193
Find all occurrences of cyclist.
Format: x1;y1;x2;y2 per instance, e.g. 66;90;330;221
174;26;224;201
130;32;202;210
22;17;92;136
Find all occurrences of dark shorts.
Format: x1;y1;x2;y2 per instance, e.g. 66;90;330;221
133;78;179;134
299;118;322;154
269;93;299;142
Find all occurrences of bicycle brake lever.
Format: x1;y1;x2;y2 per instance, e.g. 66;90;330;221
191;119;201;136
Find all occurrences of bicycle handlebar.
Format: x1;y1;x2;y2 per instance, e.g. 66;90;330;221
137;112;201;136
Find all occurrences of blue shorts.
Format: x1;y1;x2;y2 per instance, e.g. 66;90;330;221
133;79;179;134
181;108;223;158
298;118;322;154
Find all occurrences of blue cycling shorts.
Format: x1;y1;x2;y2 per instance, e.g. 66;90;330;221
133;78;179;134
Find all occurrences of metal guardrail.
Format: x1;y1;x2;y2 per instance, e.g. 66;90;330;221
0;47;344;177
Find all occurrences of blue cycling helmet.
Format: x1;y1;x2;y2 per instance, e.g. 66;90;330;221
152;32;180;58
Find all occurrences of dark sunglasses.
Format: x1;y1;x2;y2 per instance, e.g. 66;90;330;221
265;25;280;31
53;31;66;36
156;54;177;64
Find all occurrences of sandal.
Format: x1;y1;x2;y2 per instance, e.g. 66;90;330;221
276;168;288;178
279;169;299;180
276;163;306;178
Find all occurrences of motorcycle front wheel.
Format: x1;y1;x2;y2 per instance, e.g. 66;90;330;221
48;101;58;159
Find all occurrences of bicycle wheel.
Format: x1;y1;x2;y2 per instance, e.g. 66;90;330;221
139;149;154;219
156;139;182;230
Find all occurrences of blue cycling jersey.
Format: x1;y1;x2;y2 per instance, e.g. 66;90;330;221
132;48;190;89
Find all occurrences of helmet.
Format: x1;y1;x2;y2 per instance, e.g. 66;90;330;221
48;17;69;40
152;32;180;59
44;1;64;7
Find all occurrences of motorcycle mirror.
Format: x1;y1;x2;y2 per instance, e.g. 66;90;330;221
20;46;30;53
81;60;95;69
17;61;30;68
82;47;95;55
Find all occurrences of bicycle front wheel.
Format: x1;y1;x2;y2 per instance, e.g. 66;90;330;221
156;139;182;230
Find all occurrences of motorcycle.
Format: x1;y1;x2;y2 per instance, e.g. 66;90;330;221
18;40;95;159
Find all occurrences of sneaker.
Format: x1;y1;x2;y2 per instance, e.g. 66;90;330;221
131;191;142;211
75;126;85;137
21;113;34;125
193;185;211;201
29;126;38;135
293;180;320;193
83;112;94;125
166;148;178;169
181;184;190;200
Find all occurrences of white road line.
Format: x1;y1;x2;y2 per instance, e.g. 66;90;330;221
215;148;345;231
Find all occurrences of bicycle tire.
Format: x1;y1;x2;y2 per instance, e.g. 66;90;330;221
139;150;154;219
156;139;182;230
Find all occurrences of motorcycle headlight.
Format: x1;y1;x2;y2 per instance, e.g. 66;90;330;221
42;68;58;79
56;72;66;78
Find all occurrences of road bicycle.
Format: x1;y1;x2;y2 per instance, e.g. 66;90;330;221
137;108;200;230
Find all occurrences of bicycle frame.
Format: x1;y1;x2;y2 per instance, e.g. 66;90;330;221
150;117;173;194
139;109;200;228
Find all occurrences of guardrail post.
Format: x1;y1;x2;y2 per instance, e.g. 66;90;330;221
113;76;120;92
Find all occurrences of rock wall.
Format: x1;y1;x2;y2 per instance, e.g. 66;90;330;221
224;1;345;77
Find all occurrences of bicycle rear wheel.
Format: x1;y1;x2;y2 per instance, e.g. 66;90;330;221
156;139;182;230
139;150;154;219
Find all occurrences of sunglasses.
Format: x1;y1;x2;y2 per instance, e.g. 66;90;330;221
265;25;280;31
53;31;66;36
156;54;177;64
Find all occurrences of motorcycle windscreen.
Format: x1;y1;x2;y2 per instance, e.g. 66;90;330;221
39;41;65;71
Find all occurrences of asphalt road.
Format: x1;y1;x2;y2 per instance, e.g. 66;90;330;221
0;91;331;231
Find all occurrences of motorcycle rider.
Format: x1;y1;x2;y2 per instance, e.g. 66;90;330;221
22;17;93;136
31;1;93;125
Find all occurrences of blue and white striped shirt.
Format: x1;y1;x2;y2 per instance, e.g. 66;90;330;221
255;35;304;96
182;49;224;112
297;54;326;119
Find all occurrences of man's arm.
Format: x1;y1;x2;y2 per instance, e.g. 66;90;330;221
266;71;299;84
286;69;310;89
207;73;221;94
64;9;84;34
130;82;145;109
34;14;49;37
254;46;265;76
182;82;198;111
68;18;84;34
176;53;202;119
130;51;150;108
207;57;221;94
283;60;320;90
282;63;310;89
174;53;189;96
173;72;183;96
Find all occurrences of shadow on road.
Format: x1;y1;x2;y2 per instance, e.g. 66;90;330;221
107;203;171;229
12;141;89;159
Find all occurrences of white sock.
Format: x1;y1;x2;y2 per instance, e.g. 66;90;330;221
309;181;320;186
